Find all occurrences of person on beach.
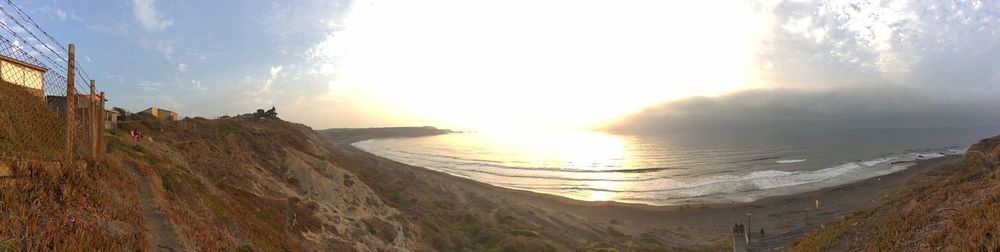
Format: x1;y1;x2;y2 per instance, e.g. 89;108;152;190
760;227;765;238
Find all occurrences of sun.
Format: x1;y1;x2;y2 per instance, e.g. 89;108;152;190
327;0;766;130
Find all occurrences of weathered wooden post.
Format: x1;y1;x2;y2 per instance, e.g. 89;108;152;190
90;79;97;161
99;91;106;162
65;43;76;161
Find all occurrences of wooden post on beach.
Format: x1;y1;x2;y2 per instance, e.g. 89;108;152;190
804;208;810;225
745;213;751;246
65;44;76;161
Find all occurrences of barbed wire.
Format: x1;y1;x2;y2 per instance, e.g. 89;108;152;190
0;6;67;67
0;0;94;86
2;0;94;82
0;33;71;98
0;21;67;72
0;16;90;96
0;0;103;162
0;22;87;96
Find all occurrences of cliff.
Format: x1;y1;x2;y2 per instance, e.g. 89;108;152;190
105;116;426;251
791;135;1000;250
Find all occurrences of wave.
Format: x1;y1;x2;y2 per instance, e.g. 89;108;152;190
775;159;806;164
358;143;676;174
734;156;782;163
356;139;961;204
483;152;944;201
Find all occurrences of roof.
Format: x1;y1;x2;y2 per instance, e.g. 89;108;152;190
0;54;48;72
46;94;106;101
142;107;176;114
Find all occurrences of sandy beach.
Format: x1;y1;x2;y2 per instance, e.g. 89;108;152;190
321;130;964;249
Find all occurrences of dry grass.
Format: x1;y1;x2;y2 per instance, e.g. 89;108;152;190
0;157;145;250
787;211;871;251
106;116;346;251
791;135;1000;250
0;82;65;160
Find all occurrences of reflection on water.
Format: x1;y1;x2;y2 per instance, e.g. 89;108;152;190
354;128;999;205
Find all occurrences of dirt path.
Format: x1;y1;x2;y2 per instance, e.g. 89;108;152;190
124;160;180;251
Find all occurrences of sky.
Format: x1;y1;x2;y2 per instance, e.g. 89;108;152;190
12;0;1000;131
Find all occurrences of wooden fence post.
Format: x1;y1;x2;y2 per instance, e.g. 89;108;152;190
99;91;105;162
90;79;97;162
65;43;75;161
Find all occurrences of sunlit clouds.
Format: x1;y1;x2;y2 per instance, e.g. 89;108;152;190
309;0;763;129
37;0;1000;130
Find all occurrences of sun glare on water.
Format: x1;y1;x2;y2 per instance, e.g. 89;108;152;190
326;0;767;130
453;129;636;202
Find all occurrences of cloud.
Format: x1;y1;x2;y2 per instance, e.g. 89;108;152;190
256;66;283;95
270;66;283;79
86;22;130;36
132;0;174;31
156;95;181;108
608;87;1000;132
176;63;187;71
753;0;1000;89
187;52;206;61
190;79;206;91
137;81;162;92
607;0;1000;132
156;39;174;60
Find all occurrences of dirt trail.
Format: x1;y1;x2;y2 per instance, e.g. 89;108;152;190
124;160;180;251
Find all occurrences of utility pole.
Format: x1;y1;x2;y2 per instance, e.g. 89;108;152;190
65;44;76;161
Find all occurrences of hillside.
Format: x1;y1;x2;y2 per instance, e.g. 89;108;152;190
5;103;720;251
107;115;427;251
1;82;144;250
20;106;997;251
0;81;65;160
790;135;1000;250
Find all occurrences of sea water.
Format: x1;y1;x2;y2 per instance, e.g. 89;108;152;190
353;127;1000;205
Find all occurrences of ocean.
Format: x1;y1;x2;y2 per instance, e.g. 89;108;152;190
353;127;1000;205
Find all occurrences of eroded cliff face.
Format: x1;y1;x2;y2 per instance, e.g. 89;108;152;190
867;136;1000;250
964;135;1000;173
116;117;422;251
794;135;1000;250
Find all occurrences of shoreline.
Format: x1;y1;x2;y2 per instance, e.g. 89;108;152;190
353;137;957;208
323;131;964;246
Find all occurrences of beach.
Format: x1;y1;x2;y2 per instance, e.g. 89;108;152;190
321;130;964;248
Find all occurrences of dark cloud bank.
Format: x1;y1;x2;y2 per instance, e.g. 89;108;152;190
610;0;1000;132
608;87;1000;132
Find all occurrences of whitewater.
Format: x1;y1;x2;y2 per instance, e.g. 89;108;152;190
353;128;997;205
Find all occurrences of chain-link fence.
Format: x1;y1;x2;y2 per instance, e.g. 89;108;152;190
0;0;105;162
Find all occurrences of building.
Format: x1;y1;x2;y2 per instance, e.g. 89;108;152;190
46;93;105;121
105;109;119;130
140;107;178;121
0;55;47;98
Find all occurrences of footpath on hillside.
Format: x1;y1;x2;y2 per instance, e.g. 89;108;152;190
124;160;180;251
